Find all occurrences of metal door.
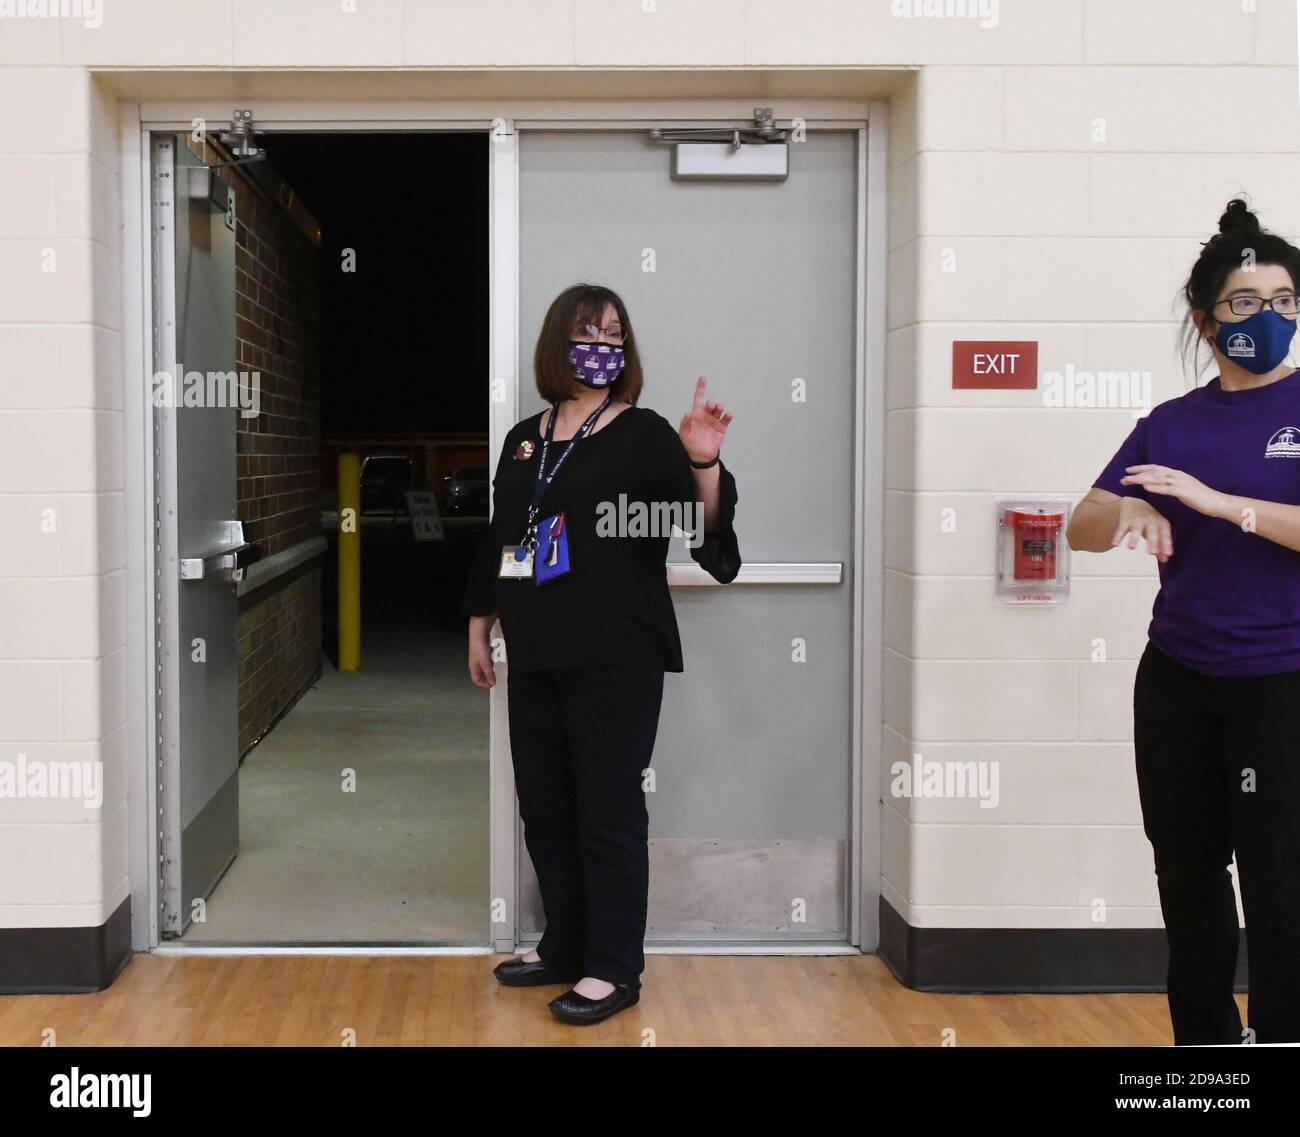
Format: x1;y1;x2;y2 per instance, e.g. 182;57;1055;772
152;136;250;935
517;129;859;943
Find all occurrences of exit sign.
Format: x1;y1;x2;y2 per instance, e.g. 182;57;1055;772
952;340;1038;389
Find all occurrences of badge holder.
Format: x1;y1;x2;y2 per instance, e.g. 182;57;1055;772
498;543;533;578
535;511;570;585
498;397;604;584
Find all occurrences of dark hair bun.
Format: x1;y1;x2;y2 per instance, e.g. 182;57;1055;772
1219;198;1261;237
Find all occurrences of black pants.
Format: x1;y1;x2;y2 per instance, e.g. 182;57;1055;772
1133;640;1300;1044
505;656;665;985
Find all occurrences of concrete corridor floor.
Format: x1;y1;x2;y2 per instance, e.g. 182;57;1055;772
179;621;489;943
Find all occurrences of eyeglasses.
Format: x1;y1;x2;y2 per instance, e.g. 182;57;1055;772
1213;293;1299;317
571;322;625;345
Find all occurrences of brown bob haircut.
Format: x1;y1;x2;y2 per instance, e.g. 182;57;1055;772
533;283;645;406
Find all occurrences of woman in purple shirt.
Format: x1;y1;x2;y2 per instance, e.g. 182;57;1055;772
1068;199;1300;1045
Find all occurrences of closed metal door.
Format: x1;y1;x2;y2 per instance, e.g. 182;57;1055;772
518;129;859;943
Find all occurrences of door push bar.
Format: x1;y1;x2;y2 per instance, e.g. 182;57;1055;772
666;562;843;586
180;521;259;583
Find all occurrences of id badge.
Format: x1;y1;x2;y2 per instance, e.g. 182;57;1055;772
535;511;571;585
498;545;534;578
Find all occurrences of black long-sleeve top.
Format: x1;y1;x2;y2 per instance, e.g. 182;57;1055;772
460;404;741;673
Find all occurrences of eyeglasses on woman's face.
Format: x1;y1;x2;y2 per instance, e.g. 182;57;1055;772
571;321;625;345
1212;292;1300;319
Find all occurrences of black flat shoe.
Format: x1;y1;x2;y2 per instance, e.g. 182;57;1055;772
493;955;585;987
547;979;641;1024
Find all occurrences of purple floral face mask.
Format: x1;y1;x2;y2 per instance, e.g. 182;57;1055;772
568;341;625;387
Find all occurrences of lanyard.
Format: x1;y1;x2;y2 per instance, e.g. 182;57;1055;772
520;395;612;549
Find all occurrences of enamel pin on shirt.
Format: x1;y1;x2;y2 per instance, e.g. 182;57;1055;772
498;396;610;580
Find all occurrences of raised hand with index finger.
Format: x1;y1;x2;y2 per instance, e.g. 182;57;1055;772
678;375;733;464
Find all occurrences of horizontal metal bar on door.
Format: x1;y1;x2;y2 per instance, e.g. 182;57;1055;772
667;562;842;586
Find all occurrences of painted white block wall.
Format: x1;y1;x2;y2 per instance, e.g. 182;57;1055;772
883;3;1291;928
0;64;124;928
0;0;1286;944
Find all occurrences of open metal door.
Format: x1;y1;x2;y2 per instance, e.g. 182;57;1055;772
517;128;860;945
152;135;249;935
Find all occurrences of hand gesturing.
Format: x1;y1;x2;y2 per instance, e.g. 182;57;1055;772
678;375;732;463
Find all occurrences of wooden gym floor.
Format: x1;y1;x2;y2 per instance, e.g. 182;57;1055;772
0;952;1231;1046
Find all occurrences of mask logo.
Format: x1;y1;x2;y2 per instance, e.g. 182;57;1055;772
1215;308;1296;375
568;341;625;388
1226;332;1255;359
1265;426;1300;459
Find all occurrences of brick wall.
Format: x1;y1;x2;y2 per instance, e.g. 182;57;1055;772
236;564;320;753
183;135;323;754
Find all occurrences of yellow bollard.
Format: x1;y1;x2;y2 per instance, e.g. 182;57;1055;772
338;451;361;671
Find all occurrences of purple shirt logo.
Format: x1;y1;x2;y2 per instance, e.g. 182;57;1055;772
1265;426;1300;458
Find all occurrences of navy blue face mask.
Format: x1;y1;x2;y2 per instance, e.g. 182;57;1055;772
1214;308;1297;375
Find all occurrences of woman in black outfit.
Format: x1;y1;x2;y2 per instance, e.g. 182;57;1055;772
461;283;741;1025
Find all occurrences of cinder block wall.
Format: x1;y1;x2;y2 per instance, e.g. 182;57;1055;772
179;136;325;754
0;1;1294;984
881;2;1297;954
0;67;125;941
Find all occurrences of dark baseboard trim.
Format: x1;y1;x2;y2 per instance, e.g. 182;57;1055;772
878;896;1249;993
0;894;1253;996
0;896;133;995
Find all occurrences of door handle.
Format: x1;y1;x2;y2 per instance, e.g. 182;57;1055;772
666;562;843;586
180;522;260;582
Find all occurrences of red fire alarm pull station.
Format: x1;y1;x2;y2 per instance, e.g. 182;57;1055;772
1009;508;1061;579
953;341;1038;389
996;500;1071;605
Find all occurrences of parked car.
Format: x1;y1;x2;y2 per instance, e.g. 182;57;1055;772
359;454;414;515
443;465;489;516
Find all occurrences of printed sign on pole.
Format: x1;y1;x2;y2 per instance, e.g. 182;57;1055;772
405;491;444;542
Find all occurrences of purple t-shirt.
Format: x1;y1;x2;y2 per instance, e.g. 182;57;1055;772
1093;368;1300;676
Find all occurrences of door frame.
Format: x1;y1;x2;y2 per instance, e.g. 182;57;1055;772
119;98;886;956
